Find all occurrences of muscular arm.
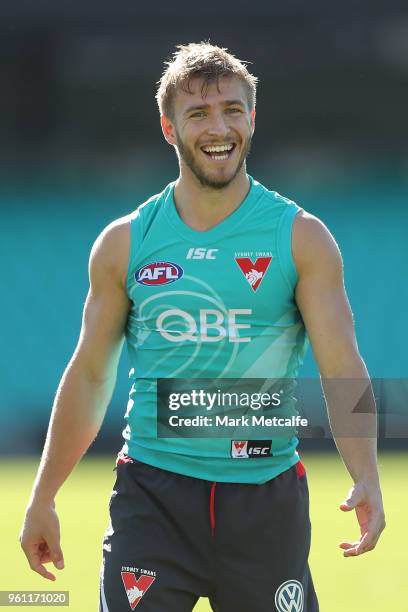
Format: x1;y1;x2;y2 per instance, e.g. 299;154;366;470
20;218;131;579
293;211;385;556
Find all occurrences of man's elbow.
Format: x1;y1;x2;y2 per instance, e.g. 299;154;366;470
65;354;118;388
318;351;369;379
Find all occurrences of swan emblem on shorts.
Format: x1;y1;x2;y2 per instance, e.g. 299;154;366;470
127;586;144;604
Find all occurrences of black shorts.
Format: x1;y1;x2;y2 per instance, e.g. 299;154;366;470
99;456;319;611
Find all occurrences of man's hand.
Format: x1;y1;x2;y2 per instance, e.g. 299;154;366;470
20;503;65;581
339;481;386;557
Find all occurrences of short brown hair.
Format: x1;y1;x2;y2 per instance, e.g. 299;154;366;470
156;42;258;118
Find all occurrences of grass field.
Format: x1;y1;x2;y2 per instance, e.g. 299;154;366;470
1;451;406;611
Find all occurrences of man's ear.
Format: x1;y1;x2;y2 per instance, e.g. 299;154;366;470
250;108;256;132
161;115;177;145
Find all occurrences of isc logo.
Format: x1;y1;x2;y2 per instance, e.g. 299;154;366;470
231;440;272;459
249;447;269;455
157;308;252;343
186;248;218;260
135;262;183;286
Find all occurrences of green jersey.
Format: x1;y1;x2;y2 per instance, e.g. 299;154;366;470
121;176;308;483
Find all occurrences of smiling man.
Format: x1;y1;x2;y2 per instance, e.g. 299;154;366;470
169;84;253;189
20;43;385;612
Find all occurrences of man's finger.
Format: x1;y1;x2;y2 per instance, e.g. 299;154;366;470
339;485;363;512
38;529;64;570
340;530;379;556
339;541;359;550
343;547;360;557
339;501;355;512
355;530;379;554
340;540;363;557
355;511;385;554
23;540;62;578
50;547;65;570
28;554;56;581
366;511;386;538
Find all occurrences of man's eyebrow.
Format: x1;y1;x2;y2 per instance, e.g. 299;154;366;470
184;104;210;115
222;99;246;108
183;100;246;116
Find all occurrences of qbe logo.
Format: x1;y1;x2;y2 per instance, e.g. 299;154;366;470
231;440;272;459
135;261;183;286
156;308;252;343
275;579;304;612
134;274;253;378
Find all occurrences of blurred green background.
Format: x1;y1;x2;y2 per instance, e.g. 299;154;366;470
1;2;407;610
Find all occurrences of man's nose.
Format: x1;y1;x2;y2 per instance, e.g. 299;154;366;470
206;112;229;137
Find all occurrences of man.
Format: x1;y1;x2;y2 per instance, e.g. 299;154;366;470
20;43;385;612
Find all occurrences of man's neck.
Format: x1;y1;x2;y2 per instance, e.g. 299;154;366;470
173;166;250;232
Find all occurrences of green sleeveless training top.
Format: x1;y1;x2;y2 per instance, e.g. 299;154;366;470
121;175;309;483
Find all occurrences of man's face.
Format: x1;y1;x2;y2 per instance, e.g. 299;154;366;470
162;75;255;190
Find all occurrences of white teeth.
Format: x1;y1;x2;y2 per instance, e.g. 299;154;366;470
202;144;234;153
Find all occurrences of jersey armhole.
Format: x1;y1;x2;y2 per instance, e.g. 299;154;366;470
276;203;302;292
126;207;144;293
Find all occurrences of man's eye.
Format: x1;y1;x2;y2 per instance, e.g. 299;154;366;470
191;112;206;118
226;108;242;114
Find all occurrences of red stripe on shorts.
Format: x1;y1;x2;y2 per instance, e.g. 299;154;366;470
209;482;217;536
296;460;306;478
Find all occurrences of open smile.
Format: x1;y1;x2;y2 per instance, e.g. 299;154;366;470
200;143;236;162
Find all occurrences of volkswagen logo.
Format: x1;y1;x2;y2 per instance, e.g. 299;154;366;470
275;579;304;612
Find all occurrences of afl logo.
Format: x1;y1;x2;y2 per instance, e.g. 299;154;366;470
135;261;184;286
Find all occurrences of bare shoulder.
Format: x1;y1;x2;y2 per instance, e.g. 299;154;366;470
90;215;131;289
292;209;343;275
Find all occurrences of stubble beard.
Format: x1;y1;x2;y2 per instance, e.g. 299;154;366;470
175;129;252;190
